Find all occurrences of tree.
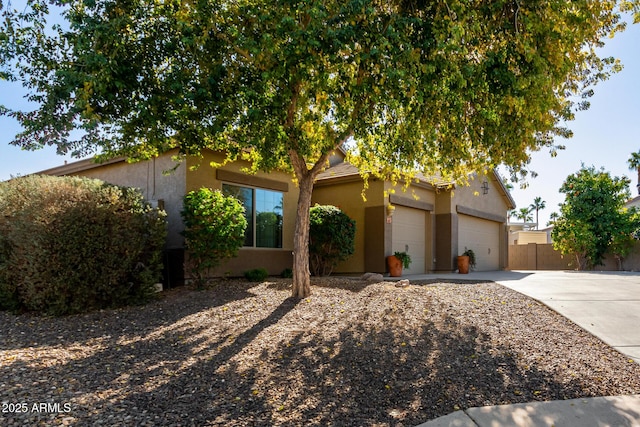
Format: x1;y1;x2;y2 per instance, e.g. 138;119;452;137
551;166;639;269
627;151;640;195
529;197;546;229
2;1;638;298
516;207;533;223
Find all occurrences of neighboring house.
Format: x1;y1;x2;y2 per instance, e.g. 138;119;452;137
508;221;552;245
509;230;549;245
39;149;515;277
625;195;640;210
312;160;516;274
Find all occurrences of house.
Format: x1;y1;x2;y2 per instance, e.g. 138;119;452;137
507;221;551;245
39;149;299;283
38;149;515;277
312;161;516;274
625;195;640;210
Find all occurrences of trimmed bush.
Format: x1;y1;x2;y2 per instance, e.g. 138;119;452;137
244;268;269;282
309;204;356;276
181;188;247;287
0;175;167;315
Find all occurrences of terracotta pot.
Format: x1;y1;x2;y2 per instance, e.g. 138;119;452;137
387;255;403;277
457;255;470;274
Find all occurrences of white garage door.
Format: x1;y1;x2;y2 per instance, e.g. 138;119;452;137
392;206;426;274
458;215;499;271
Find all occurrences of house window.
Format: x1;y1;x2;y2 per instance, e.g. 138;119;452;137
222;184;283;248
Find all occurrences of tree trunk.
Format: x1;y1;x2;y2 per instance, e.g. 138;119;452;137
291;173;314;299
288;147;333;299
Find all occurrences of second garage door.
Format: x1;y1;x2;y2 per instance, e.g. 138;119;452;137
392;206;426;274
458;214;500;271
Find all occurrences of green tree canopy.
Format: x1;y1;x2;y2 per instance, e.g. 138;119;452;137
2;0;638;297
627;150;640;196
516;207;533;223
529;196;546;229
551;166;639;270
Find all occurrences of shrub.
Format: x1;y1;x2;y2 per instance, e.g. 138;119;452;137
281;268;293;279
181;188;247;287
244;268;269;282
309;204;356;276
0;175;167;315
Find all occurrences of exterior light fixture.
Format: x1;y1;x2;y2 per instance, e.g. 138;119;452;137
481;181;489;195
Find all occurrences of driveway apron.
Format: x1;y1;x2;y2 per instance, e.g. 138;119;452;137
493;270;640;363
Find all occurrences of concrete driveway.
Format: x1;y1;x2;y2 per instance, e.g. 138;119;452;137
409;270;640;427
408;270;640;363
494;270;640;363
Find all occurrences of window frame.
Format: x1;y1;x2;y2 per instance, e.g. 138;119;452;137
221;182;284;249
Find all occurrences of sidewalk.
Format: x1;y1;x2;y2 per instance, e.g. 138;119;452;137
415;395;640;427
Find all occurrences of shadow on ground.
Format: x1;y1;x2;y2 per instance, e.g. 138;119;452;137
2;280;640;426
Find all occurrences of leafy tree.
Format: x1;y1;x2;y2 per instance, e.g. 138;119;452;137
516;207;533;223
181;188;247;288
1;1;638;298
609;208;640;270
529;197;546;229
552;166;639;269
627;150;640;196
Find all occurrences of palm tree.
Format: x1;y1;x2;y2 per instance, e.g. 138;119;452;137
516;207;533;223
529;197;546;230
627;151;640;195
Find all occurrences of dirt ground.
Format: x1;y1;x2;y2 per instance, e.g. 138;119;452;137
2;278;640;426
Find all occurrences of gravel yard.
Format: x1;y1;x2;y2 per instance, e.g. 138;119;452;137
2;278;640;426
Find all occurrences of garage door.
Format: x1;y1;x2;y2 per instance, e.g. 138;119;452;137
392;206;426;274
458;214;499;271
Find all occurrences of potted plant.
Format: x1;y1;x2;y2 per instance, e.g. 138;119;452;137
387;251;412;277
457;249;476;274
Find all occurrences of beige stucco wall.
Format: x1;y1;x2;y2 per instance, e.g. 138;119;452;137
452;172;510;271
65;152;187;248
186;151;299;253
386;182;436;273
181;152;298;276
312;179;385;273
453;172;509;220
510;231;549;245
55;150;301;277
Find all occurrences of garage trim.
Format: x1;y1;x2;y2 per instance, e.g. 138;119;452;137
456;205;505;223
390;194;434;211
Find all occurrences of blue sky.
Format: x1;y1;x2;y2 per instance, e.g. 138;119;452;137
1;11;638;228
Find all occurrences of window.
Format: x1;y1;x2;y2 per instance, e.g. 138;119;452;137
222;184;283;248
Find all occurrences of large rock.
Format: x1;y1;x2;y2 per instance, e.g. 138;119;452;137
395;279;410;288
361;272;384;283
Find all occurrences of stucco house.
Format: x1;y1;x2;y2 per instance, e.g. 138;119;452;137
313;161;515;274
625;195;640;210
39;149;515;278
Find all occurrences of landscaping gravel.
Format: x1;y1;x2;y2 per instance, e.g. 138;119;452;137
2;278;640;426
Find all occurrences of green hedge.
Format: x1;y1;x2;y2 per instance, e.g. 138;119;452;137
181;188;247;287
0;175;167;315
309;204;356;276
